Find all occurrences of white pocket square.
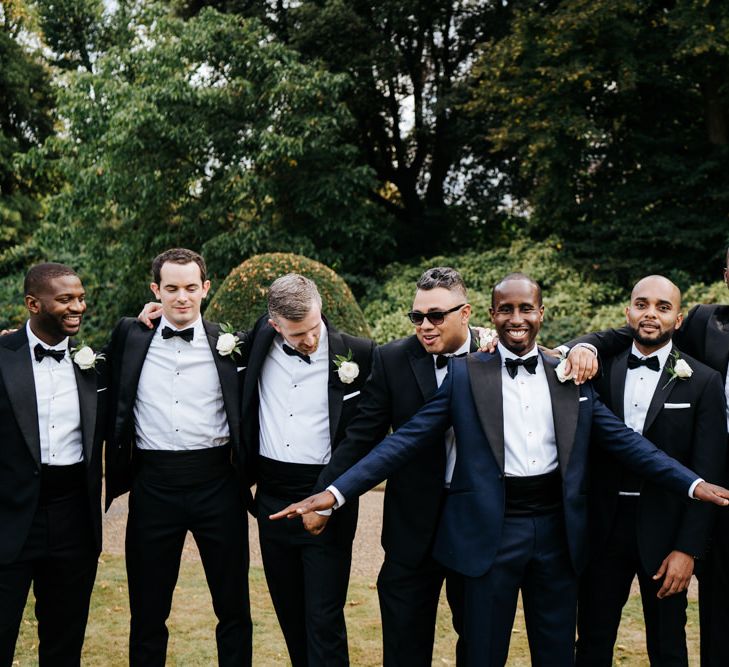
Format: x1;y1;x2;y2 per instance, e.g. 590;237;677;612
237;366;246;372
343;390;361;401
664;402;690;409
97;387;107;393
579;396;588;403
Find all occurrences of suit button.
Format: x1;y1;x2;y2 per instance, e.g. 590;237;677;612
33;470;39;476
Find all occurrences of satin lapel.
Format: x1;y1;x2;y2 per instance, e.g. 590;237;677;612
609;349;630;420
244;324;275;412
0;329;41;468
204;320;240;446
543;353;580;474
643;344;679;434
118;321;157;430
327;327;348;443
705;307;729;376
468;330;479;354
408;346;437;402
71;339;98;466
467;353;504;472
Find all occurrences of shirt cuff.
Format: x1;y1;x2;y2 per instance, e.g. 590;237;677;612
556;345;570;357
314;508;332;516
326;485;345;509
689;478;703;499
572;342;597;356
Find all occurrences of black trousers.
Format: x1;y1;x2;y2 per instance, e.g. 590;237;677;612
377;553;465;666
126;465;251;667
576;499;688;667
257;491;353;667
699;507;729;667
0;492;98;667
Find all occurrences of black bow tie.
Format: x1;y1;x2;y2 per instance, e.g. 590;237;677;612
435;352;467;369
34;343;65;363
504;355;538;379
161;326;194;342
627;353;660;372
283;344;311;364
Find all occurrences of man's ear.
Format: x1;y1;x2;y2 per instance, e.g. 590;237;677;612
268;318;282;335
25;294;40;315
150;282;161;300
201;280;211;298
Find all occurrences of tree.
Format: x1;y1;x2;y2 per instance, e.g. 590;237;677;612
468;0;729;285
43;3;385;341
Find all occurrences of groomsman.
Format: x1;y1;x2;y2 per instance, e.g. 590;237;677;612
566;248;729;666
272;273;729;666
574;276;727;665
105;248;251;667
0;263;106;666
242;274;374;666
309;266;475;666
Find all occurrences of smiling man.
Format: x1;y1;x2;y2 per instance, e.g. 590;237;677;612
0;263;106;666
105;248;252;667
271;272;729;666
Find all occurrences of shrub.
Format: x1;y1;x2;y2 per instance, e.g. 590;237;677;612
206;252;370;337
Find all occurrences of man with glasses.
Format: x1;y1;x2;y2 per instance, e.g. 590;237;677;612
305;267;476;665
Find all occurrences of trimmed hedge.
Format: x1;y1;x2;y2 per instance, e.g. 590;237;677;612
206;252;370;337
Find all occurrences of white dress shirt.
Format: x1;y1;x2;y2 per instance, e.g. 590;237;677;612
623;342;672;435
258;322;332;464
134;316;230;451
499;343;559;477
26;321;83;466
434;335;472;486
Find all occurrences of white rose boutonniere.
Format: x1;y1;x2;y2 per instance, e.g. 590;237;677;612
555;357;572;383
478;327;497;349
217;323;242;358
71;344;104;371
663;350;693;388
334;350;360;384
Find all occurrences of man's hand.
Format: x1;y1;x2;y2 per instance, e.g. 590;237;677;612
653;550;694;599
138;302;164;328
693;481;729;506
564;345;599;385
302;512;330;536
269;491;336;520
0;328;18;335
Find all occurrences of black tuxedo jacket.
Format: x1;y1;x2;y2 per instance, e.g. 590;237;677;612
316;332;479;567
589;345;727;573
241;315;375;541
104;317;247;509
570;303;729;380
0;327;107;564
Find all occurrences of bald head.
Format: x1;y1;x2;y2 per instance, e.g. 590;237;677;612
626;275;683;354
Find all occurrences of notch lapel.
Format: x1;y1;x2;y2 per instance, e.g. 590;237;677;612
1;329;42;468
204;320;241;447
543;353;580;473
409;347;438;402
327;327;348;443
71;340;98;465
467;353;505;472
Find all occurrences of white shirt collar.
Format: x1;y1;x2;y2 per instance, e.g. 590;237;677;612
498;341;539;365
630;340;673;369
26;320;69;352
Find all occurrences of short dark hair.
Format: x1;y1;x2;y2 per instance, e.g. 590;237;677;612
416;267;468;299
24;263;79;297
151;248;207;284
268;273;322;321
491;273;543;307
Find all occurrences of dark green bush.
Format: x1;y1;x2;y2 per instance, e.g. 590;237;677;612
206;252;370;337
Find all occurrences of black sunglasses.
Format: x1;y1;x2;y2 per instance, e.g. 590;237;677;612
407;303;465;326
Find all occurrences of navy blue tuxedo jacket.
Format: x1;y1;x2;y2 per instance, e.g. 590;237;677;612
332;351;698;578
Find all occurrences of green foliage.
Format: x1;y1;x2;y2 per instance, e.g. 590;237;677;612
38;3;386;342
468;0;729;285
206;252;370;337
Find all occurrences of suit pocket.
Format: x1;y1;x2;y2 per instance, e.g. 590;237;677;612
237;366;246;372
664;403;690;409
343;390;361;401
97;387;108;393
579;396;588;402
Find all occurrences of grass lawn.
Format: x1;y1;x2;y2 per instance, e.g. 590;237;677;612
14;553;699;665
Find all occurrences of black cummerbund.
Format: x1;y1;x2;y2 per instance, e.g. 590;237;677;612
40;462;86;505
135;444;232;487
504;470;563;516
257;456;325;501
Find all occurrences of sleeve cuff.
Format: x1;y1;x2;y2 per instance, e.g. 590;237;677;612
556;345;570;357
572;343;597;356
327;485;345;509
689;478;704;499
